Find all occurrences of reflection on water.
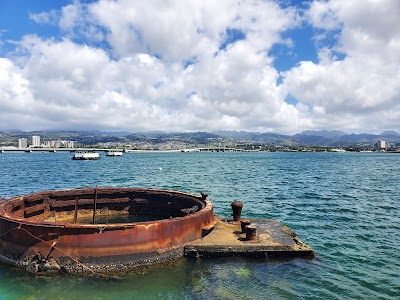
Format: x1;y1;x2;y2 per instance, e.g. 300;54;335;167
0;257;315;300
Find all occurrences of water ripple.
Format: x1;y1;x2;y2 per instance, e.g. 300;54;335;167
0;152;399;299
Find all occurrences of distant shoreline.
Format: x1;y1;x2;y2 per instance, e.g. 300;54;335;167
0;146;398;154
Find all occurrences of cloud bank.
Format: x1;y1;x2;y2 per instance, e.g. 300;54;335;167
0;0;399;134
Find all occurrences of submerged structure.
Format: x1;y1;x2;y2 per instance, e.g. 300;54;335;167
0;187;313;275
0;187;215;274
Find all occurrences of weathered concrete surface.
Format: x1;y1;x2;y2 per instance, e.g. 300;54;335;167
185;219;314;258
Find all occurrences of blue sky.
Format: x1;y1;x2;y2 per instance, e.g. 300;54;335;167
0;0;399;134
0;1;66;40
1;1;321;72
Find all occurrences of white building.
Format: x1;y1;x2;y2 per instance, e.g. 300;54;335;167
43;139;75;148
32;136;41;147
375;140;386;149
18;138;28;148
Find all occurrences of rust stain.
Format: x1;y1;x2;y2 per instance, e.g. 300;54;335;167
0;187;216;270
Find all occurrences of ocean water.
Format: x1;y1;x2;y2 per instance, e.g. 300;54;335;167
0;151;399;299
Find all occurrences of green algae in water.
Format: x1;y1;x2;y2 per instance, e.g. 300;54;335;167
235;267;252;279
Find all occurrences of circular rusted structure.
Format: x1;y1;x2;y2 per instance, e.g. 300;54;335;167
0;187;216;274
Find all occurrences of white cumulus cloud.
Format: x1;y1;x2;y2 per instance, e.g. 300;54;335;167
1;0;399;134
283;0;400;132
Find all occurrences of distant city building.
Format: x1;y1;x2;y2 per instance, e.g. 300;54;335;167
18;138;28;148
32;136;41;147
375;140;386;149
42;139;75;148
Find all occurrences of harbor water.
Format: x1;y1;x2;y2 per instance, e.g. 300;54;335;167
0;151;399;299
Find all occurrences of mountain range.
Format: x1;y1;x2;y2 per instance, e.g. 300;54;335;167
213;130;400;147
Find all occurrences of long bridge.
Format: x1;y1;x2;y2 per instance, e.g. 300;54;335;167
180;147;258;152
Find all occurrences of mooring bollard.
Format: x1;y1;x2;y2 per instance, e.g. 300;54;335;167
245;225;257;241
231;201;243;221
240;219;251;233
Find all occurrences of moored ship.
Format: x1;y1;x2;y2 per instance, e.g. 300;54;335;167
106;150;123;157
72;151;100;160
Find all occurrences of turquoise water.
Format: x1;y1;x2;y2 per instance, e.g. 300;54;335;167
0;151;399;299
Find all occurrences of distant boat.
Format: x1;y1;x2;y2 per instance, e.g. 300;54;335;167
72;151;100;160
331;148;346;152
106;150;124;157
0;150;4;153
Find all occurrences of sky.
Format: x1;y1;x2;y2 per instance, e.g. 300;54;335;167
0;0;399;134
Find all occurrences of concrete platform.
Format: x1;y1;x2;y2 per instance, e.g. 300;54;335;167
184;219;314;258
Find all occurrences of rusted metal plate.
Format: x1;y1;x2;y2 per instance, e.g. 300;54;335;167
0;187;216;273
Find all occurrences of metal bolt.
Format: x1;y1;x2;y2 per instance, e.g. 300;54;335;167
231;201;243;221
240;219;251;233
245;225;257;241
